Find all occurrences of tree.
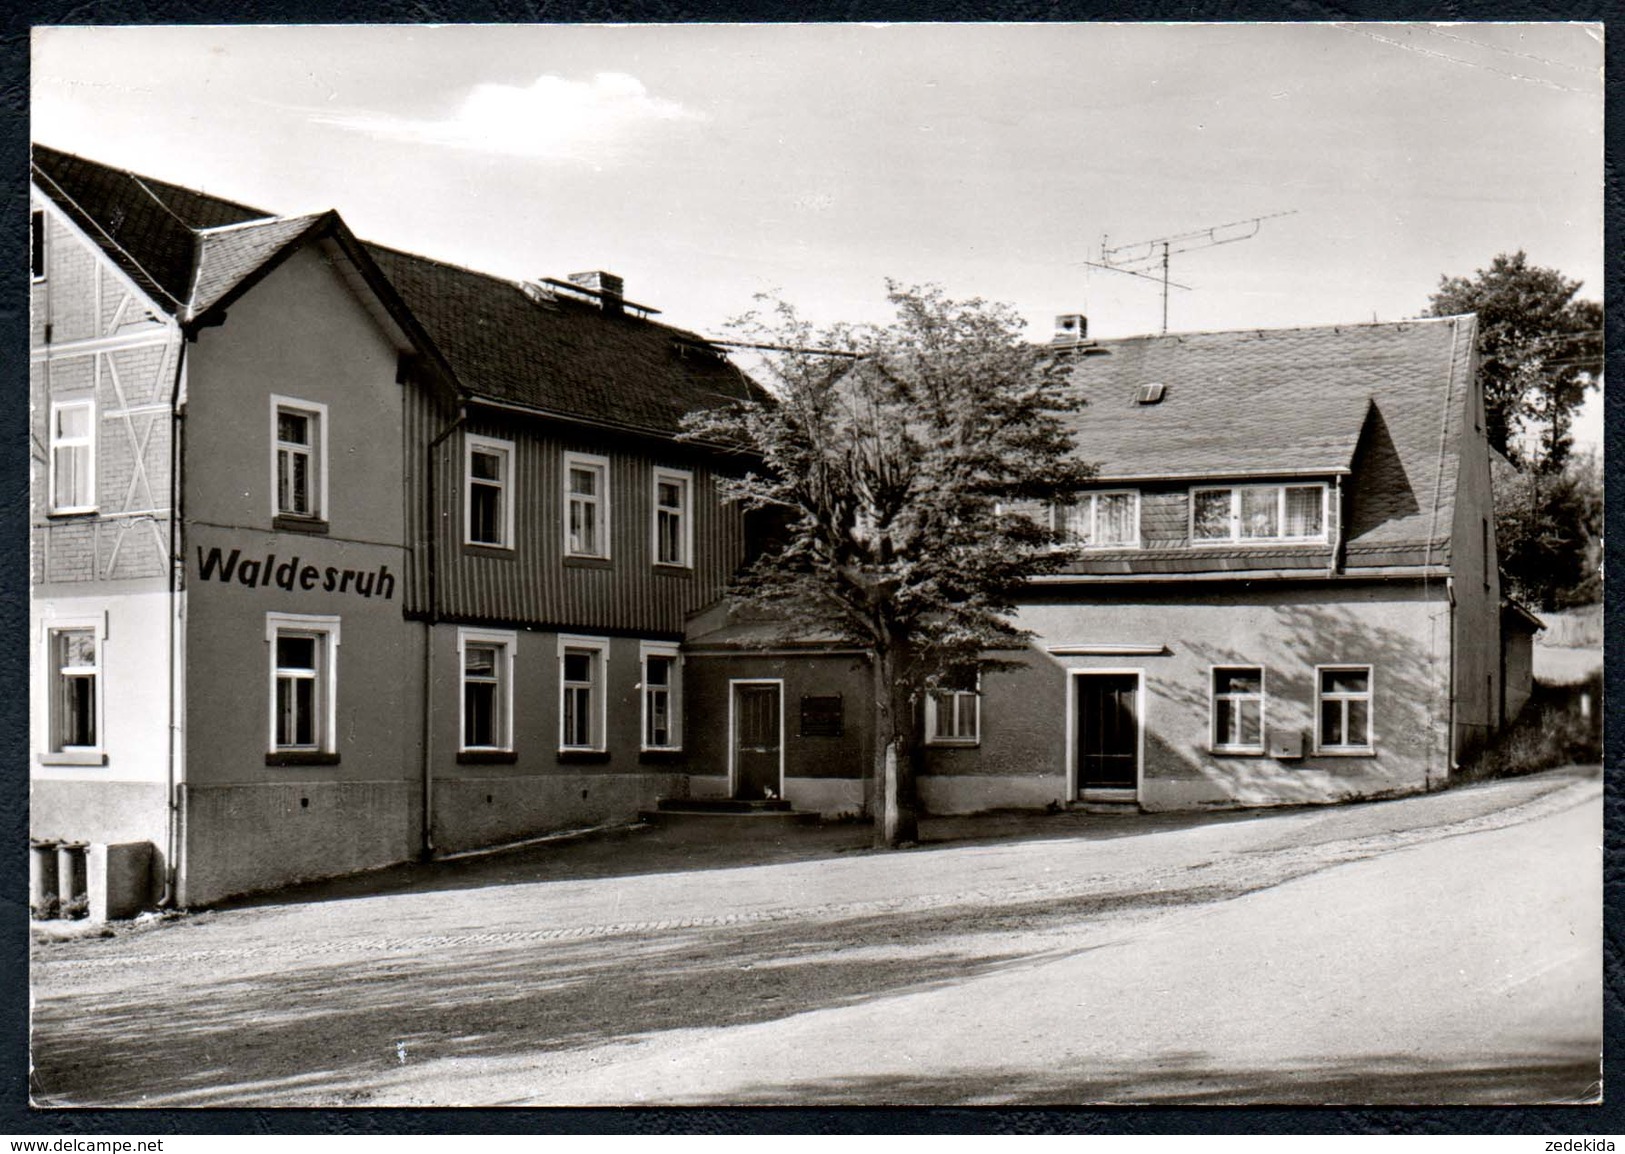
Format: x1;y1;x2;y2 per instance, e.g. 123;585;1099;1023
1425;251;1602;471
1493;449;1603;611
685;283;1092;847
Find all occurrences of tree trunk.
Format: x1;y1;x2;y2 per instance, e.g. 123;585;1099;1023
871;646;919;848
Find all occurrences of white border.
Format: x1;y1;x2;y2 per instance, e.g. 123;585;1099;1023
1314;663;1376;755
1209;664;1267;755
464;433;516;549
639;640;683;751
558;634;611;751
457;626;516;752
563;450;612;559
651;466;694;567
269;394;330;522
728;678;786;800
265;612;342;755
1065;667;1145;801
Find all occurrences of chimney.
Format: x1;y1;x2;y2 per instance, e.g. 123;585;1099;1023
568;270;624;316
1052;313;1088;346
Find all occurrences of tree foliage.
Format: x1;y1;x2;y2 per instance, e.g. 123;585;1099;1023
1493;449;1603;612
685;283;1092;846
1425;251;1601;470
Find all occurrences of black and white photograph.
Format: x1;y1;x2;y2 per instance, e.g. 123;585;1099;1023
25;22;1605;1111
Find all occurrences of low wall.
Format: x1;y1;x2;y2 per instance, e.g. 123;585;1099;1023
177;780;416;907
430;772;678;854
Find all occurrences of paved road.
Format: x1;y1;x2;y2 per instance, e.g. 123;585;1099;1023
30;766;1601;1106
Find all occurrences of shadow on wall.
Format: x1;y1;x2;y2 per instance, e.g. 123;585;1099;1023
1146;600;1444;805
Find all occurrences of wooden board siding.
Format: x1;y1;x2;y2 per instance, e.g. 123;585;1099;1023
404;388;746;635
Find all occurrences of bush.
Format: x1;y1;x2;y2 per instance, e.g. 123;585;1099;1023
1458;673;1602;782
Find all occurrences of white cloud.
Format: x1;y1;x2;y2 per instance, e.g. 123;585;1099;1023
309;72;700;160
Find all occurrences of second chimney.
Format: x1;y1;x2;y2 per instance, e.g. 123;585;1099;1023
1053;313;1088;345
568;270;624;315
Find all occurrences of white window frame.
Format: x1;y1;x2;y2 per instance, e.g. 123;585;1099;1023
651;467;694;568
564;451;611;559
559;634;610;752
1051;489;1140;549
42;616;106;762
1189;483;1329;545
640;641;683;751
31;208;46;283
458;627;516;752
1315;664;1375;755
924;682;981;747
464;433;515;549
48;398;96;515
1210;665;1266;755
265;613;341;755
269;395;329;522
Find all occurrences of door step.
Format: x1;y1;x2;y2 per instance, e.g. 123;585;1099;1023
653;798;793;813
1074;799;1142;815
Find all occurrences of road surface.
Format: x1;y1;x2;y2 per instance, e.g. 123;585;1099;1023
30;765;1601;1106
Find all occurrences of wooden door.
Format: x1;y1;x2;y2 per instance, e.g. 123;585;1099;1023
1076;673;1139;793
733;683;782;800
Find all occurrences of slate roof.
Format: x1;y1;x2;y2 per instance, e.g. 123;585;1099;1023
31;145;764;436
1058;316;1478;571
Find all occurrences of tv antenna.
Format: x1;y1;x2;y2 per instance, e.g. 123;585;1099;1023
1081;210;1298;334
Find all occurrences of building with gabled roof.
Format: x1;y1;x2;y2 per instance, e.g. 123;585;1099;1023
30;144;1530;908
30;145;762;907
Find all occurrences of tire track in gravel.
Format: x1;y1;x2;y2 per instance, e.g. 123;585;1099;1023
36;774;1597;977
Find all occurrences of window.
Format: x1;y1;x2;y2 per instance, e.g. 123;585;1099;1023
266;614;340;755
652;468;692;567
458;628;515;751
1211;667;1265;753
31;209;46;282
1051;490;1139;548
925;686;980;746
641;642;682;750
1317;666;1373;753
560;636;609;750
1191;484;1326;544
465;434;514;548
271;397;327;522
565;453;610;558
48;626;99;753
49;399;95;514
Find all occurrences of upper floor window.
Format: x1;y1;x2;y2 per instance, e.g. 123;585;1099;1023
272;397;327;523
641;642;682;750
652;468;692;567
459;628;515;752
1317;665;1374;754
31;210;46;282
1211;666;1265;754
565;452;610;559
1051;490;1139;548
465;434;514;548
266;613;340;756
48;626;99;753
1191;483;1326;544
925;683;980;746
49;399;95;514
560;635;609;751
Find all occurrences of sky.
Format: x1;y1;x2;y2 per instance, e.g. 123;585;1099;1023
31;22;1605;444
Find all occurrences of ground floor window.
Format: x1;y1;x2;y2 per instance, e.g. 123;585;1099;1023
925;686;980;746
459;627;515;751
48;625;99;752
1317;665;1373;753
560;635;610;751
641;642;682;750
267;613;340;753
1211;666;1265;753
